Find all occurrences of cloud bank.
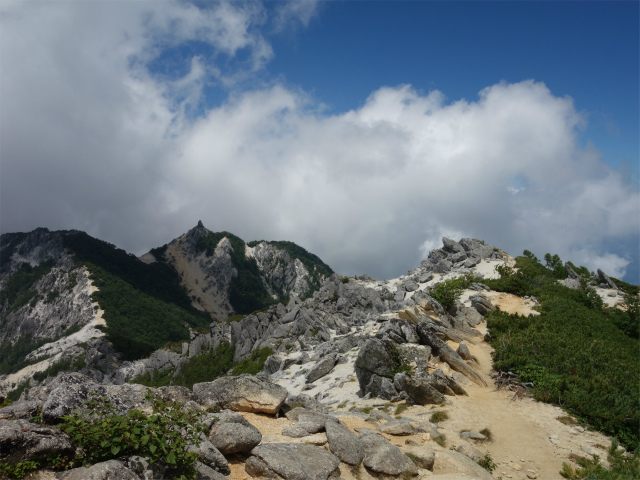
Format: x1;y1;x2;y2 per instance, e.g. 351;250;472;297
1;1;637;281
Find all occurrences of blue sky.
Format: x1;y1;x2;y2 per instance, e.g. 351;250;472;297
1;0;639;282
267;1;638;174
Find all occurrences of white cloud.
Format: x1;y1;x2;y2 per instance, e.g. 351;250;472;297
1;1;637;281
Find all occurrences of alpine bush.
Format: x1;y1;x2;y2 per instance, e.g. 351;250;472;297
59;392;204;480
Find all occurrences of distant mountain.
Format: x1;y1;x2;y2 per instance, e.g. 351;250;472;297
0;224;333;382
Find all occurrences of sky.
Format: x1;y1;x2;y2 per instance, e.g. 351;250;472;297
1;0;639;283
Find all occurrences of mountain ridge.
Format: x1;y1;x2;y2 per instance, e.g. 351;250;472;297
0;227;637;480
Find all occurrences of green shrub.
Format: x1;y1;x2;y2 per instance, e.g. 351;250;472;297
478;453;497;473
231;346;274;376
560;439;639;479
59;392;204;479
0;461;40;479
388;343;412;376
430;273;480;309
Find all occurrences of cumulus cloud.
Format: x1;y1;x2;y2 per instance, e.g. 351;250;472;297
1;1;637;281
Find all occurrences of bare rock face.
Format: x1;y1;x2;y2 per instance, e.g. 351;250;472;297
162;225;237;318
193;375;287;414
250;242;314;299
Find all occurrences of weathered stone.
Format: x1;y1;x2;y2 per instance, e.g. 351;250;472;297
56;460;139;480
124;455;166;480
434;450;495;479
354;338;394;393
283;394;328;414
105;383;154;410
416;322;486;387
404;279;419;292
442;237;465;254
460;430;486;441
0;400;39;420
195;461;229;480
393;372;446;405
456;443;484;462
41;381;109;424
193;375;287;414
209;421;262;454
325;421;364;465
282;427;310;438
405;445;435;470
187;436;231;475
248;443;340;480
377;420;414;435
359;430;418;476
157;385;197;404
0;419;74;465
306;353;337;384
597;269;618;290
469;294;495;315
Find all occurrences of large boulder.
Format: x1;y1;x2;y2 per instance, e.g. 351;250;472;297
0;419;74;465
193;375;287;414
359;430;418;476
305;353;338;384
325;421;364;465
597;269;618;290
208;411;262;455
469;294;495;316
393;372;446;405
187;436;231;475
434;450;495;479
354;338;394;392
416;322;486;387
41;381;110;424
0;401;39;420
246;443;340;480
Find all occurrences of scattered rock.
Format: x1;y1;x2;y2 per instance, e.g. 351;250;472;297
193;375;287;414
359;430;418;476
0;419;74;465
247;443;340;480
56;459;139;480
325;421;364;465
456;443;484;462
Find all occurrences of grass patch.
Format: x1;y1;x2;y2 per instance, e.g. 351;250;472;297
395;404;409;416
430;411;449;423
479;427;493;442
557;416;580;426
433;433;446;447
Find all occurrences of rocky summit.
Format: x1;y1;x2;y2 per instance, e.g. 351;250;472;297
0;229;637;480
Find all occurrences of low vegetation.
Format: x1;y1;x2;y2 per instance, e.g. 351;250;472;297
429;272;481;309
485;252;639;449
429;410;449;423
560;440;639;479
132;341;274;390
58;392;204;480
